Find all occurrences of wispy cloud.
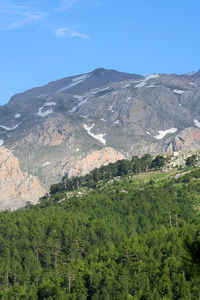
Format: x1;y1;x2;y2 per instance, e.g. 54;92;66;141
0;1;90;40
84;0;115;7
55;27;89;39
55;0;78;11
0;2;47;30
3;12;47;30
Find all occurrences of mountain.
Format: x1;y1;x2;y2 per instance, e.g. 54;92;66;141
0;67;200;209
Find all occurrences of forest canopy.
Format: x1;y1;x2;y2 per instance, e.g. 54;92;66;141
1;154;200;299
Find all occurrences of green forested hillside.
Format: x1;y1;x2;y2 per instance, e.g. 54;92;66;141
1;158;200;299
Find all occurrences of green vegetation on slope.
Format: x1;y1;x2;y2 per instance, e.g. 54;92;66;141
1;156;200;299
48;153;167;196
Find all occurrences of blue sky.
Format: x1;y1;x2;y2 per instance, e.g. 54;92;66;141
0;0;200;105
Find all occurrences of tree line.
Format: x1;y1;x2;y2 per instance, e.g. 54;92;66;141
48;153;168;197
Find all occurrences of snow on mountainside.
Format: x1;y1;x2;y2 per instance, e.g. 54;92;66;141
10;68;142;101
55;73;90;93
185;71;198;76
0;67;200;210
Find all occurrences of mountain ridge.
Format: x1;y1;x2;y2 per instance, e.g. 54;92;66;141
9;68;142;102
1;67;200;210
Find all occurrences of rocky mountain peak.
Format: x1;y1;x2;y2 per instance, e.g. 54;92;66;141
90;68;108;76
1;67;200;210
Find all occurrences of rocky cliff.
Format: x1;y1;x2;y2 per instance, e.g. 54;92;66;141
0;148;45;211
167;127;200;152
67;147;125;177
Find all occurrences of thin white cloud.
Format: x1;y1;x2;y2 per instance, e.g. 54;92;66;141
3;12;47;30
55;27;89;39
0;4;30;14
0;2;47;30
0;1;89;39
55;0;78;11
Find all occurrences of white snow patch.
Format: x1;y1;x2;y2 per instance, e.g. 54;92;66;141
76;98;88;106
92;87;110;94
146;132;150;135
0;140;4;147
91;87;101;92
68;106;77;113
36;102;56;117
37;94;47;99
145;74;159;79
189;83;197;87
56;73;89;93
101;118;107;122
83;124;106;145
135;81;146;88
0;124;20;131
46;96;53;101
76;148;79;152
97;87;110;92
122;84;130;89
194;119;200;128
73;74;89;83
134;74;159;89
37;107;53;117
41;162;51;167
185;71;197;76
79;115;88;119
114;119;120;124
44;102;56;106
15;114;21;119
126;97;131;102
68;98;88;113
108;105;114;112
112;91;118;95
73;95;84;101
154;127;177;139
173;89;185;95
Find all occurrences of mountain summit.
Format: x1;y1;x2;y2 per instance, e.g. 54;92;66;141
10;68;142;102
0;68;200;209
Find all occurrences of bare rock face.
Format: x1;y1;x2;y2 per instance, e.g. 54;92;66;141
67;147;125;177
166;127;200;152
23;116;74;147
0;148;45;211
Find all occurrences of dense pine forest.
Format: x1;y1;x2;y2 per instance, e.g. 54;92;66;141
1;154;200;299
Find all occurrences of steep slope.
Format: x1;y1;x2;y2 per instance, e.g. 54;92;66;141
0;148;45;210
